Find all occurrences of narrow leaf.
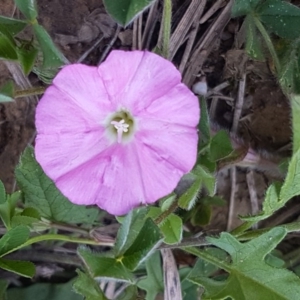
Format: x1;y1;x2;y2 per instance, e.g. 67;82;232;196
0;81;14;103
14;0;38;21
0;16;27;35
0;181;5;204
0;258;35;278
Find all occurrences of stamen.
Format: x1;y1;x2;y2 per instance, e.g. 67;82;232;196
111;119;129;143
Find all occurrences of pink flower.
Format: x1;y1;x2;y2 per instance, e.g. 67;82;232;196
35;50;200;215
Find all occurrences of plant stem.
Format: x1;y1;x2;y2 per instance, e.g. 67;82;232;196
230;220;256;236
154;198;179;225
160;0;172;58
253;16;280;73
3;233;114;257
15;86;45;98
184;246;230;271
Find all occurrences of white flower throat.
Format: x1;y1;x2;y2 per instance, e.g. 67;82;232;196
107;109;136;144
111;119;130;143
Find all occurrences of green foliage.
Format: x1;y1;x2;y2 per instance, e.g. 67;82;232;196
0;24;18;60
147;207;182;244
0;225;35;278
78;248;134;283
187;228;300;300
278;39;300;94
0;181;5;204
14;0;38;21
103;0;155;27
209;130;233;162
0;280;8;299
32;24;68;82
114;208;148;257
7;280;82;300
0;225;29;257
15;147;100;224
137;252;164;300
244;15;265;60
12;0;67;81
258;0;300;40
121;218;161;270
0;81;14;102
0;16;27;35
73;270;106;300
0;258;35;278
0;190;21;229
198;97;210;146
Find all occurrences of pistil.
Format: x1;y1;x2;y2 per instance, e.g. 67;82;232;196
111;119;130;143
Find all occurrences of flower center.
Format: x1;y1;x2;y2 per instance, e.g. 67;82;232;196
106;109;136;144
111;119;129;143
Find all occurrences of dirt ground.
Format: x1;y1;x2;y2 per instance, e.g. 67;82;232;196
0;0;298;287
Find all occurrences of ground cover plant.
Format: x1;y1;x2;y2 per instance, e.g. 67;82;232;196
0;0;300;299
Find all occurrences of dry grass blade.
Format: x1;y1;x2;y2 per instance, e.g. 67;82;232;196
183;0;233;87
161;249;182;300
169;0;206;60
179;0;207;72
142;0;159;49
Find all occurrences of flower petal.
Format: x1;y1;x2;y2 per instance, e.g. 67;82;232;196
136;119;198;173
35;128;111;180
98;51;181;112
52;64;113;121
36;86;104;134
139;83;199;127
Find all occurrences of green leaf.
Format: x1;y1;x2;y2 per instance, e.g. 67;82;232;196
114;208;148;257
0;225;30;257
0;181;5;204
32;24;68;83
178;174;201;210
116;285;138;300
0;26;17;60
14;0;38;21
241;182;282;222
198;97;210;146
7;280;82;300
137;252;164;300
194;165;216;197
0;279;8;299
190;204;211;226
244;15;265;61
0;191;21;229
280;149;300;202
0;81;14;102
291;95;300;153
188;227;300;300
231;0;261;17
259;0;300;39
0;16;27;35
16;42;38;75
78;248;134;283
0;258;35;278
209;130;233;162
147;207;182;244
121;218;162;271
15;147;100;224
73;269;106;300
103;0;155;27
187;248;227;279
